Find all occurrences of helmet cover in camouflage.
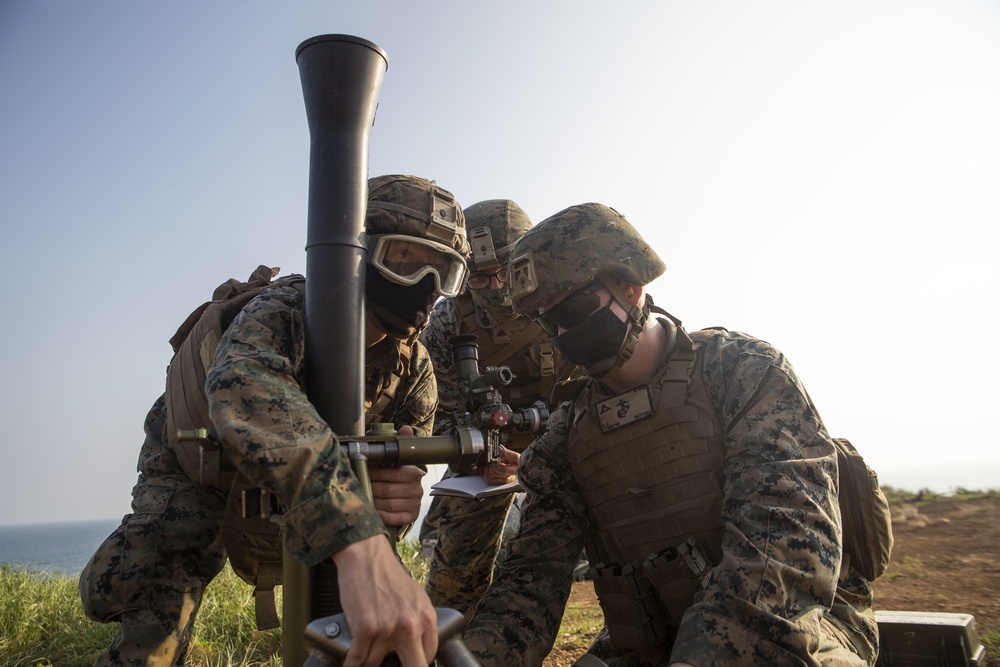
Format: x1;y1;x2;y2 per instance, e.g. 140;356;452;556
465;199;532;272
508;203;665;314
366;174;470;256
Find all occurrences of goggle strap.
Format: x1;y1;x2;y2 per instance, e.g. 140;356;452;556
368;200;459;246
367;200;430;223
369;196;466;246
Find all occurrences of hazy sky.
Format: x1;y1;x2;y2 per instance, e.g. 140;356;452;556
2;1;998;527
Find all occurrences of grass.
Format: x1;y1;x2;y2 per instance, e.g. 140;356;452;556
0;540;427;667
4;497;997;665
1;566;119;667
553;595;603;654
880;485;1000;506
886;555;926;581
983;629;1000;654
0;563;282;667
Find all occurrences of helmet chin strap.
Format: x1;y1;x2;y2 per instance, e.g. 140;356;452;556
580;278;649;378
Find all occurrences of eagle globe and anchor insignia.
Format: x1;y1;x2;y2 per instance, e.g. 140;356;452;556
596;386;654;433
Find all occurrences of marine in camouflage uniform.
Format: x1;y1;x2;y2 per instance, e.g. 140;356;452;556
78;175;470;667
418;200;577;618
463;203;880;666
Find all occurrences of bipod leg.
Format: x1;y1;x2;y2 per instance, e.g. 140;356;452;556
302;607;481;667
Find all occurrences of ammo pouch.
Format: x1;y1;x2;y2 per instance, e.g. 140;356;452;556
590;538;713;651
642;538;712;624
590;562;667;650
220;473;285;630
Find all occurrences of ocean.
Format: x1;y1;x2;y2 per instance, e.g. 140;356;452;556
0;514;434;579
0;518;120;577
3;458;997;579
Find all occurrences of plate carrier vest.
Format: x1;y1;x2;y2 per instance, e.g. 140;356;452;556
566;320;891;652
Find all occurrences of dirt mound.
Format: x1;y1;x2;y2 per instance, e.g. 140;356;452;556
875;496;999;644
544;496;999;666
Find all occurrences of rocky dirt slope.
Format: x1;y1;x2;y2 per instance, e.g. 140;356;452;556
544;496;999;666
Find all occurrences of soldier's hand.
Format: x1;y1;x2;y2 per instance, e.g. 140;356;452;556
369;425;425;527
333;535;437;667
479;446;520;485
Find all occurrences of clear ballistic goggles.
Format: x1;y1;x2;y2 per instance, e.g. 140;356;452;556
370;234;469;298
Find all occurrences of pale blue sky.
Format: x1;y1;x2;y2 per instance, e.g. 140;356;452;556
2;0;998;527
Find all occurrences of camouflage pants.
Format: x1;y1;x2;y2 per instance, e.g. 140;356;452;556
423;468;515;618
79;397;228;667
586;569;879;667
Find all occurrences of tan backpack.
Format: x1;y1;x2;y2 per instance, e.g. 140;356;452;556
165;265;303;487
164;265;304;629
833;437;893;581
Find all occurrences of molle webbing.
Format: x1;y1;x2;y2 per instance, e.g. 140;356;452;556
569;326;728;650
166;270;304;489
569;327;726;567
365;338;413;426
457;294;559;406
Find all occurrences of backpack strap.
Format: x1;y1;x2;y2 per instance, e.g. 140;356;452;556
480;321;543;368
366;338;413;426
535;338;557;399
168;265;279;352
252;561;284;630
459;296;482;332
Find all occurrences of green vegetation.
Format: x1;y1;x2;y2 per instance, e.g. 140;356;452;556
0;540;427;667
880;485;999;506
1;565;117;667
983;628;1000;655
886;555;926;581
3;502;997;665
1;563;281;667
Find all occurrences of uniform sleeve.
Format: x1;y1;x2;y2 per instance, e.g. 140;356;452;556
423;487;515;617
463;403;589;667
418;297;463;434
206;287;386;567
671;332;843;665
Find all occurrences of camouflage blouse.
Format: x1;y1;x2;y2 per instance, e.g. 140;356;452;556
464;323;875;666
206;285;436;567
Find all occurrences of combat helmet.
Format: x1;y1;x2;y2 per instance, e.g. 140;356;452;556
364;175;469;339
508;203;664;377
465;199;532;273
508;202;664;314
464;199;532;327
366;174;470;257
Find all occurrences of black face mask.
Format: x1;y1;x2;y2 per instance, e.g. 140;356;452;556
552;306;629;373
366;264;437;339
